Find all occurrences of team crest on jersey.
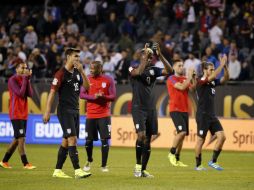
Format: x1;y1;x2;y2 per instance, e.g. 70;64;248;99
52;78;58;85
149;69;154;75
178;125;182;131
102;82;107;88
211;81;215;86
77;74;80;81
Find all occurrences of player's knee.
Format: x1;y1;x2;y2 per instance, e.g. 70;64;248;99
219;133;226;142
68;136;77;145
101;139;109;147
137;132;146;142
179;131;187;137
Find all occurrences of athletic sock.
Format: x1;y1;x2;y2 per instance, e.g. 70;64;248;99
56;146;68;169
68;146;80;169
170;147;176;155
85;140;93;162
2;152;13;163
196;154;202;167
101;139;109;167
175;154;180;161
141;143;151;171
136;139;143;165
21;154;29;166
212;149;222;163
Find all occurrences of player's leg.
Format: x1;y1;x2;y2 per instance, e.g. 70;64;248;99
52;138;72;178
0;138;18;169
132;108;146;177
169;112;187;166
83;118;97;171
14;120;36;169
98;117;111;172
208;118;225;170
195;113;209;170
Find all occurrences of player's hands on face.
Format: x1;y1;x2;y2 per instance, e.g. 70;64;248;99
43;112;50;124
73;61;83;73
23;68;32;77
188;68;195;79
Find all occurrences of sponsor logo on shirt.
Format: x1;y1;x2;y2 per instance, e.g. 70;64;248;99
67;128;71;134
135;124;140;130
199;130;204;135
19;129;24;134
178;125;182;131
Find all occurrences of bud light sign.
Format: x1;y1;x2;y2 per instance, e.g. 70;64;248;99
0;114;101;146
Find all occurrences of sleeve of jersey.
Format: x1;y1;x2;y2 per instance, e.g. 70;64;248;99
26;80;33;97
102;77;116;101
79;86;96;101
215;79;221;86
51;70;64;91
154;67;163;77
9;76;28;98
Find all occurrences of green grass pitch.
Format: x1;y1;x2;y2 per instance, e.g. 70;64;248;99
0;144;253;190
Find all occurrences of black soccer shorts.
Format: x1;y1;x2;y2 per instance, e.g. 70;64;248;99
57;108;80;138
196;112;223;138
85;117;111;141
11;120;27;139
170;111;189;135
131;108;158;136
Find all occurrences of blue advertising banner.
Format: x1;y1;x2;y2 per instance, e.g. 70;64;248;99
0;114;101;146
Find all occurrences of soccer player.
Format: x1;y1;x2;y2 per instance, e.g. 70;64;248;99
43;48;91;179
80;61;116;172
167;59;196;167
0;58;36;169
195;54;229;171
129;43;173;178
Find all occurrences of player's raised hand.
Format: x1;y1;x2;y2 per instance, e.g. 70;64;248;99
154;42;161;56
219;54;227;67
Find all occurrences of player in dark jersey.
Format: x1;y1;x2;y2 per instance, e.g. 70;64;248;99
129;43;173;178
0;58;36;170
43;48;91;179
167;59;196;168
195;54;229;171
80;61;116;173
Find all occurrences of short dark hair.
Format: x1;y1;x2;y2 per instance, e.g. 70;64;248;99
65;48;80;57
201;61;214;70
173;59;183;65
13;58;25;68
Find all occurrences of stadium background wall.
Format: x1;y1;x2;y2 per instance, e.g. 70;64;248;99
0;82;253;118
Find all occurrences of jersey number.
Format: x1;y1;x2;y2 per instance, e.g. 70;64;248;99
74;83;79;91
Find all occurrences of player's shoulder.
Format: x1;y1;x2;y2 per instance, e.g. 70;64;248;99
101;74;114;82
54;67;65;77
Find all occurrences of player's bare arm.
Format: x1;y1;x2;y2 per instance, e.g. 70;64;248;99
207;54;227;82
220;62;229;84
43;89;56;124
155;42;173;75
174;69;195;91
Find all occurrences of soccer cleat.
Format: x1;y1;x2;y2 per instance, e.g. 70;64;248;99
168;153;178;166
0;161;12;169
83;161;92;172
141;170;154;178
176;161;188;167
101;166;109;172
52;169;72;178
75;168;91;179
134;164;142;177
195;165;207;171
208;161;223;171
23;163;36;170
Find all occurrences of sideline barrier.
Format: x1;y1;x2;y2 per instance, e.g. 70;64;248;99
1;114;253;151
0;114;101;146
111;116;254;152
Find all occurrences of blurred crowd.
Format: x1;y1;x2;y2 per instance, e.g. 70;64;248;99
0;0;254;83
